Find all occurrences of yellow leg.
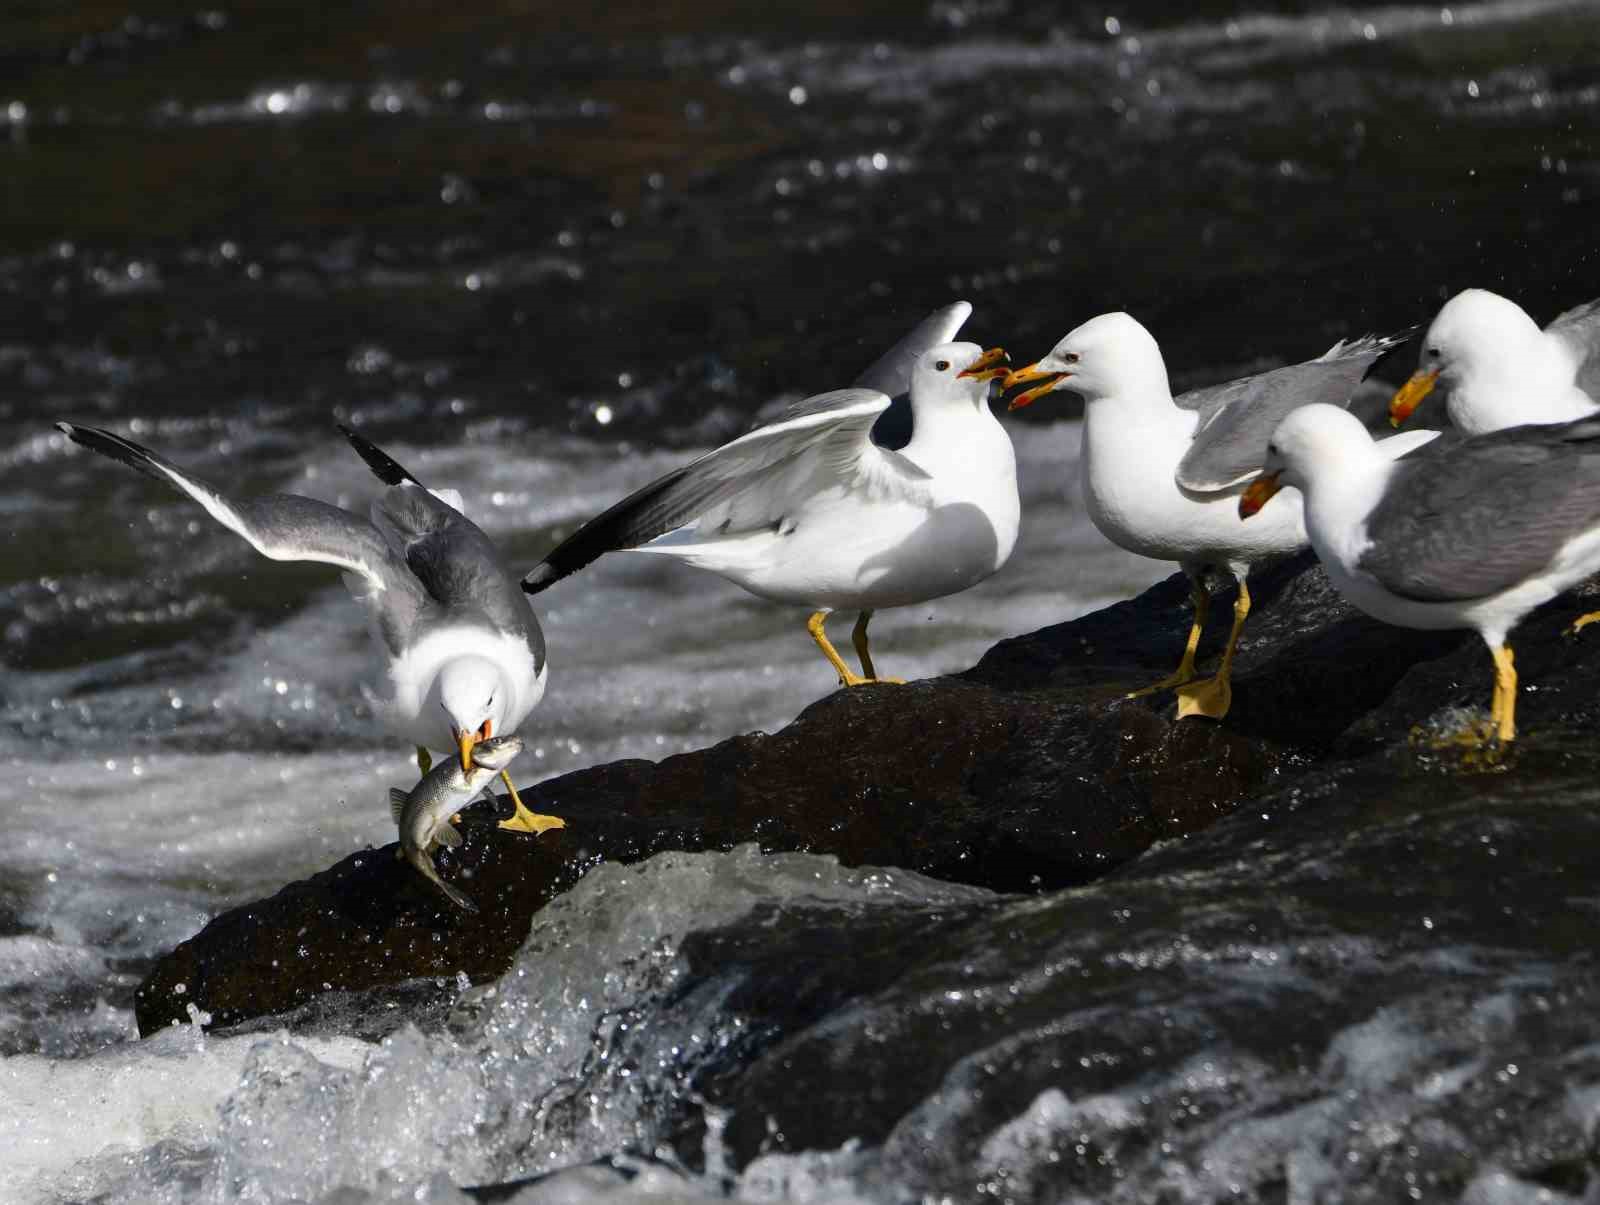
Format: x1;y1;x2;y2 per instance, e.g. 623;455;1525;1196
1489;643;1517;744
810;611;870;687
1569;610;1600;636
1175;579;1250;721
1127;579;1209;699
495;769;566;836
850;611;904;686
416;746;432;776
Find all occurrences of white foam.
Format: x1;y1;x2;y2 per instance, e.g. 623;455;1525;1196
0;1022;370;1204
1;847;987;1203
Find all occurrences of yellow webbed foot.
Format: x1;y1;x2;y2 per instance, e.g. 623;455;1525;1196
1568;610;1600;637
494;769;565;836
499;804;566;835
837;672;905;687
1174;673;1232;721
1125;668;1200;700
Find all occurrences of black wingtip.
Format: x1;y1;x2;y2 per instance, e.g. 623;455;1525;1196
521;564;560;595
55;422;171;484
337;422;420;487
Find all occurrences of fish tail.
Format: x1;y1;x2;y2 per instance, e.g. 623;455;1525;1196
405;847;479;914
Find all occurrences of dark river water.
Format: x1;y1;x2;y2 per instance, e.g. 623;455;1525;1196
1;1;1597;1201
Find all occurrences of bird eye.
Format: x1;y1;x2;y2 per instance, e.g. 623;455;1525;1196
934;359;950;372
1427;347;1440;359
1063;352;1080;364
1267;442;1278;456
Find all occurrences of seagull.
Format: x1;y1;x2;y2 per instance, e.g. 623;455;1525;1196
55;421;562;835
1004;312;1422;720
522;304;1017;686
1389;288;1600;433
1241;404;1600;746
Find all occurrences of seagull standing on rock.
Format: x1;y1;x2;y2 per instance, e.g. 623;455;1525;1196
523;305;1018;687
56;421;563;836
1004;312;1423;720
1241;405;1600;746
1389;288;1600;433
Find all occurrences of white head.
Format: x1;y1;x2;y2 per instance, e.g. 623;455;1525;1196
1239;404;1376;516
1390;288;1545;426
437;654;507;769
909;342;1010;411
1003;312;1170;409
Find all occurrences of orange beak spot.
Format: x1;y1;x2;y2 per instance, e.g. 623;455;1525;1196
1389;368;1440;428
1002;362;1068;410
957;346;1010;382
1238;473;1283;519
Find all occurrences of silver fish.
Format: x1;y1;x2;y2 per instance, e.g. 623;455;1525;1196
389;733;524;913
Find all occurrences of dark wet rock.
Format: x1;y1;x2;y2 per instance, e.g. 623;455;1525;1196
136;552;1600;1036
660;741;1600;1201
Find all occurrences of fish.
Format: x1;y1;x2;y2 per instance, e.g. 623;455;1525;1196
389;733;525;913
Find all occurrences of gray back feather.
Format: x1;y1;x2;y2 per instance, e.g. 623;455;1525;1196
1358;418;1600;602
1175;332;1409;492
373;484;541;657
1546;297;1600;400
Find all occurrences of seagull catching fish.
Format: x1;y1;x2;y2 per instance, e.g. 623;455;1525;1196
56;421;562;836
392;732;525;913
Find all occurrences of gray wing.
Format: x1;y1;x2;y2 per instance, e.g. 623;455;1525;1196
854;300;972;397
1175;332;1410;492
1358;418;1600;602
860;301;971;452
338;425;541;653
523;388;891;592
58;422;430;651
1546;297;1600;400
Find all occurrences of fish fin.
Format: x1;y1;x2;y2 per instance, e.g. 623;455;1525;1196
389;788;408;823
436;821;462;849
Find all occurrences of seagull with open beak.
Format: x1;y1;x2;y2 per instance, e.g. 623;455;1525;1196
523;310;1020;688
1005;311;1417;720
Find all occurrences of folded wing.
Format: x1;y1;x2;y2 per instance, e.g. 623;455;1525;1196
1546;297;1600;401
1175;332;1409;492
1358;418;1600;602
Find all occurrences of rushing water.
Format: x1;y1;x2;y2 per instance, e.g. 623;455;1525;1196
2;1;1598;1201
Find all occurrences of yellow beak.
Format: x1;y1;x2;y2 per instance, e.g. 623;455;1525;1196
957;346;1011;382
459;717;491;771
1238;472;1283;519
1389;368;1440;427
1002;362;1068;410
